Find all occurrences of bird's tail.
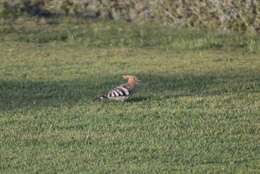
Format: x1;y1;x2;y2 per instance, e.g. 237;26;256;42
93;95;108;101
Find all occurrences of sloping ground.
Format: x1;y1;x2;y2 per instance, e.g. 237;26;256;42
0;22;259;173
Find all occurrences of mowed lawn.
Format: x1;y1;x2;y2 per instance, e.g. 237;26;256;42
0;20;259;173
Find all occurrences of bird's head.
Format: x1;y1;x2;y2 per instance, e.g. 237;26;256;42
123;75;140;85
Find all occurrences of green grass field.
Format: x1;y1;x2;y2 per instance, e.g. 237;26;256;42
0;19;260;173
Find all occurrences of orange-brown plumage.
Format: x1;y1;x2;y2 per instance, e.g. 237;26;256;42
122;75;140;89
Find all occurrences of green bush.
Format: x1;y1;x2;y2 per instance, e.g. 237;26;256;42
0;0;259;33
0;0;50;18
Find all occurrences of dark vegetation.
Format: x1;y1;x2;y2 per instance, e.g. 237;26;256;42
1;0;260;33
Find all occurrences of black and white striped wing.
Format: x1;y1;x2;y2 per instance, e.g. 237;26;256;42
106;86;131;101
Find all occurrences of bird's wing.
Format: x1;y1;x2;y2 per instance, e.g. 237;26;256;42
106;85;131;98
95;83;135;101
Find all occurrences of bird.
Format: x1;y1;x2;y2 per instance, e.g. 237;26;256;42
95;75;140;102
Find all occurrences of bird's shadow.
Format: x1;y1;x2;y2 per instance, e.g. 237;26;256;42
127;96;150;103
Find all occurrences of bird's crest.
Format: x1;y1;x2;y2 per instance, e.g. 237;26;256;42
122;75;141;84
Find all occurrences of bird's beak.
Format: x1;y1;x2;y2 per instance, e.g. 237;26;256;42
122;75;128;79
136;79;141;83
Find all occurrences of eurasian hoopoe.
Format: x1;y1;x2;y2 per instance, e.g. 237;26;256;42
95;75;140;101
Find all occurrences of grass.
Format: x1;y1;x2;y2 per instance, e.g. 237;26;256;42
0;19;259;173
